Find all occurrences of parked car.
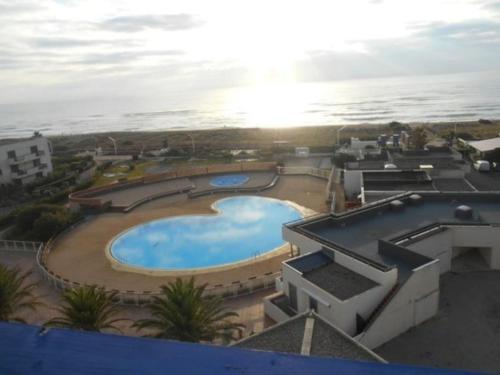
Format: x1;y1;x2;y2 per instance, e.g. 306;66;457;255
473;160;490;172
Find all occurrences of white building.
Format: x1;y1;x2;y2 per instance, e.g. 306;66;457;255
265;192;500;350
0;134;53;186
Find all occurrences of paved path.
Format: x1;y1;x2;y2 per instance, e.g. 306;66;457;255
0;251;273;339
94;178;193;207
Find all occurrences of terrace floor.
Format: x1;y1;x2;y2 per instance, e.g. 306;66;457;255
0;251;273;338
46;175;328;293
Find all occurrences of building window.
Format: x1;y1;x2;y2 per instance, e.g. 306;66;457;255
30;145;38;154
10;165;19;173
36;172;43;178
309;296;318;312
33;159;40;167
7;150;16;159
288;283;298;311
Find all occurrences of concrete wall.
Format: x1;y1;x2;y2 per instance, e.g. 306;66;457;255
0;136;53;185
263;293;291;323
282;227;323;256
344;170;363;200
279;247;398;336
283;227;398;286
406;230;454;274
406;225;500;270
359;260;440;349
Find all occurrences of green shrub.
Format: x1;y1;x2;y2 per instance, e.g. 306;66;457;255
6;204;81;242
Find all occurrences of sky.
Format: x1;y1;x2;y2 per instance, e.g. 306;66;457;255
1;0;500;107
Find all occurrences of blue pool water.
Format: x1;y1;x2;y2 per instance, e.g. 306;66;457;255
110;196;302;270
210;174;249;187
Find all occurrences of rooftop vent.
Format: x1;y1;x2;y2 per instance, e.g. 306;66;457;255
390;200;405;212
455;205;473;220
409;194;423;205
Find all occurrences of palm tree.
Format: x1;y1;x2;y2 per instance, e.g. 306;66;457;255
46;285;124;332
0;264;39;322
134;278;244;343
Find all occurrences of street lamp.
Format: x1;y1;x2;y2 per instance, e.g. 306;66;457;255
186;134;195;155
336;126;346;146
108;137;117;155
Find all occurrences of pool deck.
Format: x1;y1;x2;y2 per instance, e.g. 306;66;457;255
93;178;194;207
46;175;328;292
189;171;276;194
0;251;272;337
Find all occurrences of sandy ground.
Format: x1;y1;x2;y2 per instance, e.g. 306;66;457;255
46;175;328;293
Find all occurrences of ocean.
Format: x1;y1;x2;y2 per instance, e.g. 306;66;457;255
1;70;499;138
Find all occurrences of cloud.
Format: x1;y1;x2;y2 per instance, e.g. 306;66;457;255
76;50;185;65
100;14;203;32
483;1;500;12
414;20;500;44
0;1;44;16
28;37;114;48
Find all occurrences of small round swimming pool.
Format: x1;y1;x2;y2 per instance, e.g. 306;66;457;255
210;174;249;187
108;196;302;271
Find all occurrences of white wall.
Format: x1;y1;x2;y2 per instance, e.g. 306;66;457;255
406;226;500;270
279;248;398;336
0;136;53;185
263;293;291;323
282;227;323;255
359;260;440;349
344;170;363;199
406;230;453;274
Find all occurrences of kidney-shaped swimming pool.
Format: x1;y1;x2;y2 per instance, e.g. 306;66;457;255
108;196;303;271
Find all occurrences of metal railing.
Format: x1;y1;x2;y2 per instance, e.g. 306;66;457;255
34;221;281;305
277;166;330;179
0;240;43;253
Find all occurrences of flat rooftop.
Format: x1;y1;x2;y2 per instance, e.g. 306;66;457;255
287;250;379;300
289;192;500;269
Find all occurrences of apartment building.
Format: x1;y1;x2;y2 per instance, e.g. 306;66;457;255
265;192;500;350
0;134;53;185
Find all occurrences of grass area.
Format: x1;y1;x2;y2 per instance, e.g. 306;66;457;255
432;121;500;140
92;158;238;187
93;160;157;186
48;121;500;156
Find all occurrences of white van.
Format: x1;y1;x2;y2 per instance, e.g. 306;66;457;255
474;160;490;172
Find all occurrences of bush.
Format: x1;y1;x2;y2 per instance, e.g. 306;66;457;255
6;204;82;242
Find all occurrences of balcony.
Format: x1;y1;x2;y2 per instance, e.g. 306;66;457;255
11;166;44;179
7;152;42;165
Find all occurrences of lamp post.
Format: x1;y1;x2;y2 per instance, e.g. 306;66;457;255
336;126;346;146
186;134;195;155
108;137;117;155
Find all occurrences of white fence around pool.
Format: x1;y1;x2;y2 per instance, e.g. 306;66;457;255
0;240;43;253
35;229;280;305
277;166;330;179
